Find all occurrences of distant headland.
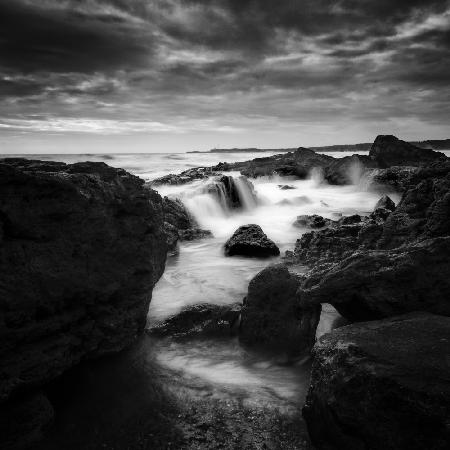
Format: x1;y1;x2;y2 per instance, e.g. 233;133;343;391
188;138;450;153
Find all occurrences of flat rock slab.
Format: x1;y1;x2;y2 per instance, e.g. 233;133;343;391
303;312;450;450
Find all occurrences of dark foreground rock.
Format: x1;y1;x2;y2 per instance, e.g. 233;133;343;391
162;197;212;250
224;224;280;257
147;303;242;339
239;265;321;354
0;158;167;448
303;313;450;450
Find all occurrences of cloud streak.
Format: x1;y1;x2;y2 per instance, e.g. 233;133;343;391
0;0;449;151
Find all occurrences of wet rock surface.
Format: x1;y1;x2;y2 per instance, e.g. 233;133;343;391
293;214;332;229
162;197;212;250
150;167;220;185
303;312;450;450
369;135;446;168
147;303;242;339
293;162;450;321
239;265;321;355
0;158;168;448
224;224;280;257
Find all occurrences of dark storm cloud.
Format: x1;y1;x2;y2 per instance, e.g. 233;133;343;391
0;0;153;73
0;0;449;140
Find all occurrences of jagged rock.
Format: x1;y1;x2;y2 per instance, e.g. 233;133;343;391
150;167;220;185
293;215;332;229
294;163;450;321
369;135;446;168
162;197;212;250
278;184;296;190
0;158;167;447
147;303;241;339
303;312;450;450
337;214;363;226
378;164;450;249
224;224;280;257
370;166;420;191
298;237;450;321
374;195;396;211
239;265;321;354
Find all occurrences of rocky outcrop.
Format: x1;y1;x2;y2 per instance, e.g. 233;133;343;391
162;197;212;250
213;148;333;179
299;238;450;321
150;167;220;185
294;162;450;321
239;265;321;354
224;224;280;257
369;135;446;168
0;158;168;448
293;214;332;229
147;303;241;339
303;312;450;450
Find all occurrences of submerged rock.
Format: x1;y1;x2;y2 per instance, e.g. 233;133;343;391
239;265;321;355
147;303;241;339
303;312;450;450
278;184;296;190
293;214;332;229
0;158;167;447
224;224;280;257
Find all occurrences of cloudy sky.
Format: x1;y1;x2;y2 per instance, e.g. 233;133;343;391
1;0;449;153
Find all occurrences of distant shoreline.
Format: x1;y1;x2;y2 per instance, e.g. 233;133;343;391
188;139;450;154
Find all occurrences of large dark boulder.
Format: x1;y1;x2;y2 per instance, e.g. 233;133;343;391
224;224;280;257
147;303;241;339
0;159;168;447
239;265;321;354
369;135;446;168
298;237;450;321
303;313;450;450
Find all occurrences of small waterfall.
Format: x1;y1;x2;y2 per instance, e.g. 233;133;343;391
176;175;259;232
309;167;324;186
233;176;258;210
